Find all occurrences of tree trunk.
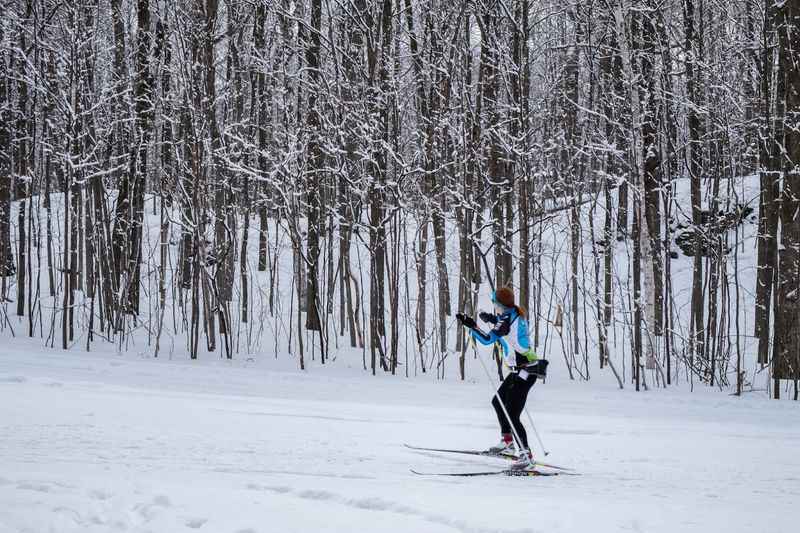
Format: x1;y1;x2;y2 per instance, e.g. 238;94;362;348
684;0;706;363
755;0;782;367
773;0;800;386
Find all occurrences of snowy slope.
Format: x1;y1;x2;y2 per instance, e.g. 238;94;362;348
1;174;795;532
1;342;798;533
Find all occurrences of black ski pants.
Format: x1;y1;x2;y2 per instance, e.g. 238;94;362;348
492;371;536;450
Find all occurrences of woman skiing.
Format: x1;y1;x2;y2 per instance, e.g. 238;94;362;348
456;286;547;470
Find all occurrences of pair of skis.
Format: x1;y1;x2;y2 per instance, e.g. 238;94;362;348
406;444;578;477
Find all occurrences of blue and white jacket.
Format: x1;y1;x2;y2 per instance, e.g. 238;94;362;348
470;307;538;369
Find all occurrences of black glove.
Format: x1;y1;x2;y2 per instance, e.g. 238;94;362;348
530;359;549;378
456;313;477;330
479;312;496;324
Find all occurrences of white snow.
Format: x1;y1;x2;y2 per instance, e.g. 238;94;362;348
0;174;794;531
1;340;798;533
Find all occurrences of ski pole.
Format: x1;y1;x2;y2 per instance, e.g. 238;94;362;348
472;335;525;454
472;331;551;456
522;398;549;457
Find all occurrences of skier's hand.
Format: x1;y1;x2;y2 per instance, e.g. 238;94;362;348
456;313;477;330
479;311;495;324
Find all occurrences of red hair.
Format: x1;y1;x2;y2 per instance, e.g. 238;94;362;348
495;286;526;318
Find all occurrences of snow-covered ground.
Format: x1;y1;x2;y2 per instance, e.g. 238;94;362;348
1;340;798;533
0;174;794;532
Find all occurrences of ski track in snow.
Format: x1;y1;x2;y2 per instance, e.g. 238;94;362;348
1;345;799;532
246;483;538;533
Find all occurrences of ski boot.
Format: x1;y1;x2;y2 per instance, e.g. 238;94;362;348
487;434;516;457
510;449;536;471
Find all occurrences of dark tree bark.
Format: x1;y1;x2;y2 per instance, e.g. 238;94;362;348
0;27;14;282
15;2;32;319
755;0;783;367
773;0;800;388
639;0;663;337
684;0;706;363
304;0;326;364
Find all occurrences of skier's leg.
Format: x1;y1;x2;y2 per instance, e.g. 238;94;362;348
492;373;514;436
508;375;536;450
506;381;528;450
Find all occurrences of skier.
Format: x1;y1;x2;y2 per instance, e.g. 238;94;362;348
456;286;548;471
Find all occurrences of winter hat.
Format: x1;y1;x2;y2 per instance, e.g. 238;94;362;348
493;287;515;309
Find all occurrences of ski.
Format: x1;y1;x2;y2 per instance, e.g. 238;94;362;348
410;469;561;478
404;443;509;459
404;444;574;472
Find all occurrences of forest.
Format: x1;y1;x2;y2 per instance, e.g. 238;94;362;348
0;0;799;399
